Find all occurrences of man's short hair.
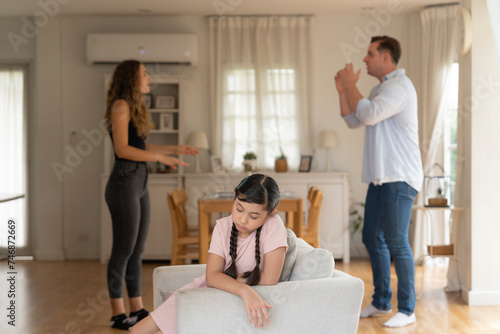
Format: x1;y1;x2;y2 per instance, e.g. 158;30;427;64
371;36;401;65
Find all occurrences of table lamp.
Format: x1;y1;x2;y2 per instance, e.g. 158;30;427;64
187;131;209;173
320;130;338;172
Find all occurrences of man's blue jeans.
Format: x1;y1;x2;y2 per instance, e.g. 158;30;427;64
362;182;417;315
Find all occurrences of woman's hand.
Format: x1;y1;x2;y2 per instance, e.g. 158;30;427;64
157;154;189;170
241;287;272;328
175;144;200;156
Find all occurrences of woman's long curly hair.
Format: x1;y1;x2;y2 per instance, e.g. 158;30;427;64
105;60;153;138
224;174;280;286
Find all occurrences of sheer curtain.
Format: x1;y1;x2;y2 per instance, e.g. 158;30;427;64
209;16;314;170
412;5;458;262
0;67;27;250
487;0;500;68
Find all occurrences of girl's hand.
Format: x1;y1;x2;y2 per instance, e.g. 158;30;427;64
241;287;272;328
175;144;200;156
157;154;189;170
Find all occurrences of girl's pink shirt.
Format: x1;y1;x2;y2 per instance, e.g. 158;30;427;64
209;214;288;274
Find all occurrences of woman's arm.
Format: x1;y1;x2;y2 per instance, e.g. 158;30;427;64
110;100;189;169
259;247;286;285
145;143;200;156
205;253;272;329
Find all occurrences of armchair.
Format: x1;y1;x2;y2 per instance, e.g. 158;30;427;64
153;237;363;334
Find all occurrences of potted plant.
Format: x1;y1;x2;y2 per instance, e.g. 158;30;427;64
428;187;448;207
349;202;368;258
243;151;257;172
350;202;365;235
275;148;288;172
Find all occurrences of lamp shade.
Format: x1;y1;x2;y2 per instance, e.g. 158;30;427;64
320;130;339;148
187;131;209;149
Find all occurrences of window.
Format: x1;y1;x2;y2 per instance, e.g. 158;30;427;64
0;67;28;250
222;68;300;170
443;63;459;204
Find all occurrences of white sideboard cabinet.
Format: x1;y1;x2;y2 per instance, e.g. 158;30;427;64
184;172;351;263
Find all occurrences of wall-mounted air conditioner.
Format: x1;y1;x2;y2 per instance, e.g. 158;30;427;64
86;33;198;66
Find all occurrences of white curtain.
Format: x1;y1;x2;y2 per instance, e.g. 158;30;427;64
0;67;27;249
413;5;458;261
209;16;314;170
487;0;500;70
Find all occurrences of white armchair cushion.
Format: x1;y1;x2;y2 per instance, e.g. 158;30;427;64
289;238;335;281
175;275;363;334
278;228;297;282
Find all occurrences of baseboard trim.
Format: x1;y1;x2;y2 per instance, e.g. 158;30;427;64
65;249;100;260
462;286;500;305
34;249;66;261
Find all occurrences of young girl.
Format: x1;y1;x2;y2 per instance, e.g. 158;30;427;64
105;59;200;330
130;174;288;334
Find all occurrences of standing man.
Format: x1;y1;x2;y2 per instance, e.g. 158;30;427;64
335;36;423;328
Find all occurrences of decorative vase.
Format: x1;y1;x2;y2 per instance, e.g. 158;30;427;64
275;159;288;172
243;159;257;172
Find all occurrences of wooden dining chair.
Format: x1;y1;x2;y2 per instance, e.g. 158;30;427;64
172;188;198;235
303;187;324;248
308;186;319;203
167;190;199;265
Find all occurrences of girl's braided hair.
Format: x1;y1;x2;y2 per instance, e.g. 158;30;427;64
224;174;280;286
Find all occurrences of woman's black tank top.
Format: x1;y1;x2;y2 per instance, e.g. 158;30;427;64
109;120;146;164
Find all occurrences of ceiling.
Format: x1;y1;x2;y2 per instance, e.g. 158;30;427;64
0;0;459;17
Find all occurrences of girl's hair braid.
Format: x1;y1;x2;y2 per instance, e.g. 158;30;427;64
242;225;262;286
224;223;239;280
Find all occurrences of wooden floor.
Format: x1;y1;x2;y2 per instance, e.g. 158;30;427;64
0;258;499;334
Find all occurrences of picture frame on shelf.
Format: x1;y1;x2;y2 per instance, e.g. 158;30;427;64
155;95;176;109
299;155;313;172
160;113;174;131
142;93;152;108
211;156;224;173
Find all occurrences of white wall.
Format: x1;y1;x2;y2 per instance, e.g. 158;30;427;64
458;0;500;305
0;18;36;60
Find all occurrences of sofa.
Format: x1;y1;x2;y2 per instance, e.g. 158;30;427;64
153;232;364;334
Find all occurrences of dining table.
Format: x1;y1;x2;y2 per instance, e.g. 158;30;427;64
197;191;303;264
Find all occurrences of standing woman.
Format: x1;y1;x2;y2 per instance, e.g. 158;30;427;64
104;60;200;330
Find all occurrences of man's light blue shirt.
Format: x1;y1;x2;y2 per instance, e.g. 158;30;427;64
343;69;423;191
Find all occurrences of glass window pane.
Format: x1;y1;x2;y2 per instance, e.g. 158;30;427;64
223;67;299;169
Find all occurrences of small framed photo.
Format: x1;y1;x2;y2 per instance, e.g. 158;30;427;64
160;113;174;131
155;95;176;109
142;93;152;108
299;155;313;172
211;156;224;173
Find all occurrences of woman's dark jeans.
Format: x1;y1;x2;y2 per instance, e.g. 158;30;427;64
105;160;150;299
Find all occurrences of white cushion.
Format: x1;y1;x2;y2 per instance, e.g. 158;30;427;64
289;238;334;281
279;228;297;282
